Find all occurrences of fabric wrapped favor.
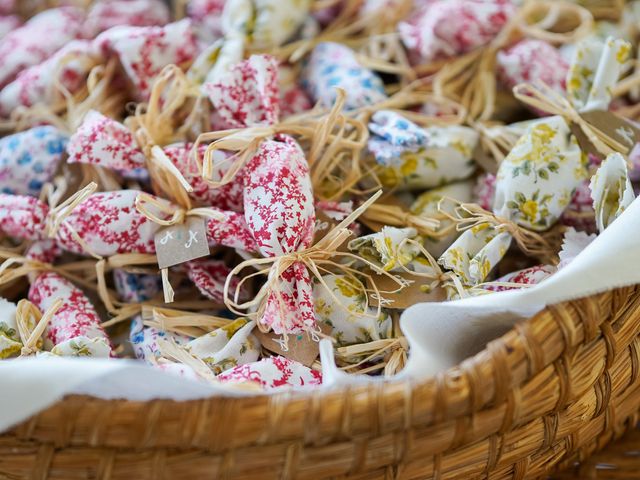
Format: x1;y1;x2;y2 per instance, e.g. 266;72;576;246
204;55;317;335
29;271;112;357
93;19;198;101
24;240;112;358
0;7;85;90
0;126;68;196
181;318;260;375
217;355;322;389
0;40;95;116
369;110;479;191
440;116;586;286
222;0;311;49
314;274;392;347
67;110;147;172
567;37;630;112
0;298;20;358
0;189;167;257
186;37;243;88
187;0;227;44
348;227;421;272
493;118;585;230
497;39;569;98
590;152;635;232
398;0;516;64
113;269;190;364
83;0;170;37
185;258;245;303
301;42;387;110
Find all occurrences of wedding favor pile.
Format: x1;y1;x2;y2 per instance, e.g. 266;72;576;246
1;0;639;390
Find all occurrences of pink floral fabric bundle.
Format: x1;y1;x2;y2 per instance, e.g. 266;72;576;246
218;356;322;389
0;40;94;116
399;0;516;64
67;110;245;212
24;240;112;357
205;55;318;334
83;0;170;38
0;188;255;257
497;39;569;115
0;7;85;89
93;19;198;100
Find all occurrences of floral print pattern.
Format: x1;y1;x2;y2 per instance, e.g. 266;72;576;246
314;274;391;347
0;40;93;116
301;42;387;111
29;271;112;357
94;19;198;101
0;7;84;89
399;0;515;64
0;126;68;196
567;36;631;112
184;318;260;374
439;224;512;287
348;226;420;272
494;117;586;231
497;39;568;114
206;55;317;334
373;118;479;191
217;355;322;390
222;0;311;49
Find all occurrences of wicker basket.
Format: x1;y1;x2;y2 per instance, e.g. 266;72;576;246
1;285;640;479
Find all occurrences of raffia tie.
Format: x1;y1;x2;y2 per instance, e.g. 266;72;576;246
15;298;63;357
193;88;366;191
128;65;202;205
438;198;553;258
41;181;105;261
513;82;629;157
361;202;440;237
135;192;225;303
395;237;468;299
222;191;407;334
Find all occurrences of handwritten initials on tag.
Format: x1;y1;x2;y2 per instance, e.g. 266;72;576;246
185;229;199;248
154;217;210;269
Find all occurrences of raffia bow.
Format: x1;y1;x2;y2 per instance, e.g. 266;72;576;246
513;83;629;157
221;191;415;335
134;192;225;303
193;88;368;200
438;198;554;258
126;65;204;206
431;0;593;121
360;202;440;237
15;298;63;357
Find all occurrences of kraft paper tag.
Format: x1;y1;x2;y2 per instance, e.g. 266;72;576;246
255;324;332;367
366;271;446;309
570;109;640;156
313;210;350;252
154;217;210;269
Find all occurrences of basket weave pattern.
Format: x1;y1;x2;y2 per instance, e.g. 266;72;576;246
1;285;640;479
